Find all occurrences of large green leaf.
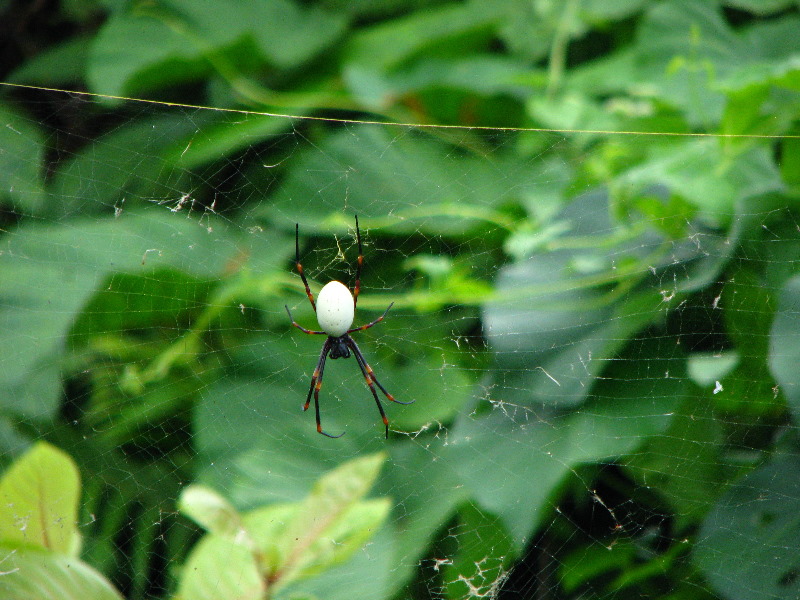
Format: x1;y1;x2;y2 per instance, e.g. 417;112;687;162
444;335;686;548
88;0;347;97
769;274;800;422
6;36;90;87
695;452;800;600
165;112;297;170
0;103;45;215
343;1;501;71
0;211;241;419
194;368;466;596
724;0;796;14
719;16;800;92
195;373;380;507
345;54;532;112
257;124;556;236
0;442;80;554
635;1;800;125
379;442;468;588
0;546;123;600
623;397;727;530
616;140;783;223
443;504;515;600
175;532;264;600
635;0;740;126
484;191;732;409
48;113;208;217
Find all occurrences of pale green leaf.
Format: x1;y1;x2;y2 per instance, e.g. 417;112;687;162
271;452;388;586
0;546;123;600
175;534;264;600
0;443;81;555
178;485;252;549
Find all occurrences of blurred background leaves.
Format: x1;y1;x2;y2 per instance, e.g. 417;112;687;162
2;0;800;599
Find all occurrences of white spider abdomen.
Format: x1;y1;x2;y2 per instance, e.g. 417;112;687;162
316;281;355;337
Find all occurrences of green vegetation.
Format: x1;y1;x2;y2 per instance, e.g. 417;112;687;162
2;1;800;599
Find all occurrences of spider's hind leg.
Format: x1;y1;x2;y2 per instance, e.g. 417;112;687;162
303;338;344;438
346;336;411;438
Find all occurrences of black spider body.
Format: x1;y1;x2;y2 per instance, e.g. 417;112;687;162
328;337;351;360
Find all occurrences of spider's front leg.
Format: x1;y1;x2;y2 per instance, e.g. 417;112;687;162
295;223;317;311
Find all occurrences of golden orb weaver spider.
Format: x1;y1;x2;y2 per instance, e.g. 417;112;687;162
284;215;412;438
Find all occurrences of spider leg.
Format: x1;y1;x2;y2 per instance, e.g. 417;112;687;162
347;302;394;333
303;338;344;438
285;305;326;335
348;336;414;405
353;215;363;311
295;223;317;312
346;337;412;438
347;339;389;438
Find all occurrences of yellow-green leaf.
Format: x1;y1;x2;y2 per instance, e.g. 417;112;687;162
0;442;81;555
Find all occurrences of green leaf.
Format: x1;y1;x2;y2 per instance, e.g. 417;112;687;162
0;546;123;600
343;2;500;71
276;498;391;586
270;452;389;585
366;355;472;430
48;113;208;216
443;505;515;599
616;140;783;223
87;0;347;97
178;485;252;548
381;443;467;587
781;138;800;188
257;124;552;236
623;397;727;530
193;509;396;600
445;335;685;548
769;274;800;421
496;0;585;63
175;533;264;600
484;190;730;409
687;351;739;387
718;17;800;92
166;112;297;170
0;442;80;554
0;103;46;215
345;54;532;110
723;0;796;14
87;9;209;97
559;539;637;593
0;211;242;419
178;455;391;599
695;452;800;600
6;36;90;87
528;92;621;140
275;525;395;600
194;370;370;492
714;266;783;418
635;0;740;125
582;0;649;21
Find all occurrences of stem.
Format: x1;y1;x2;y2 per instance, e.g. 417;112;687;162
546;0;580;100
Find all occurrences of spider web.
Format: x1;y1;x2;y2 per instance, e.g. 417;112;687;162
1;85;799;600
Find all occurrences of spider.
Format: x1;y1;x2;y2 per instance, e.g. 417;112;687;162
285;215;412;438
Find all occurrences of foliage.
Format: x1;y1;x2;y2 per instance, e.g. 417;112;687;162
0;442;123;600
1;0;800;599
0;444;389;600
